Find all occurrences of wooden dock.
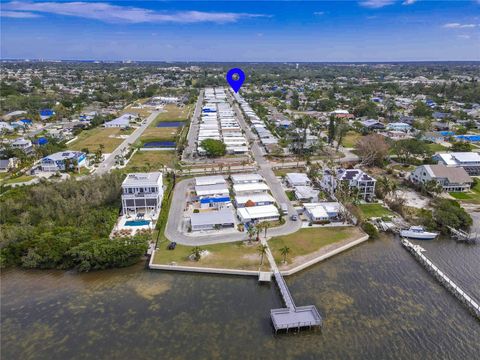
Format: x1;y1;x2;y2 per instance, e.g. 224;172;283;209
401;238;480;320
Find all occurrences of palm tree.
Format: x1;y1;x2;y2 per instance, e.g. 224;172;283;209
247;226;256;244
377;176;393;199
257;244;268;266
190;246;202;261
280;246;290;264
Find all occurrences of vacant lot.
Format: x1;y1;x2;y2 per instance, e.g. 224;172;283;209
139;127;179;144
357;203;394;218
342;131;362;148
269;226;364;265
125;151;176;172
153;104;192;124
152;241;270;271
69;127;131;153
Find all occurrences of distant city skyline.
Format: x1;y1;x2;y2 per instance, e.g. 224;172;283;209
1;1;479;61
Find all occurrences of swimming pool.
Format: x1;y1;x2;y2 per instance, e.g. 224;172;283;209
455;135;480;142
438;131;455;136
156;122;184;128
125;220;151;226
143;141;176;148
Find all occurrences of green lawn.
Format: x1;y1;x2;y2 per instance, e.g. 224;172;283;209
269;226;364;265
68;127;132;153
153;104;192;124
342;132;362;148
427;143;448;152
152;241;270;271
139;127;179;143
1;175;35;185
273;167;305;177
449;181;480;203
125;150;177;172
357;203;394;218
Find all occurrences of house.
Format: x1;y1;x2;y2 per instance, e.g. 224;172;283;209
190;209;235;231
434;152;480;176
195;175;226;186
0;121;14;132
104;113;134;128
294;186;320;202
11;138;33;154
285;173;311;187
230;173;264;184
233;182;270;195
121;172;164;216
410;164;472;192
40;151;87;172
386;122;412;132
237;205;280;223
195;183;229;198
235;193;276;208
361;119;385;130
303;202;342;223
321;168;376;201
39;109;55;120
0;157;19;172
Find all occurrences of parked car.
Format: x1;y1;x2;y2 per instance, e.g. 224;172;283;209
290;214;298;221
168;242;177;250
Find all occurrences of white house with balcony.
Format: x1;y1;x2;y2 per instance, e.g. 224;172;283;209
321;168;376;201
121;172;163;217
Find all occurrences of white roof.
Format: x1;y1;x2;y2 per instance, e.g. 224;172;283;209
123;172;162;187
190;209;235;227
231;173;264;183
237;205;279;220
233;182;269;193
195;175;226;186
452;152;480;163
304;202;341;218
195;184;229;196
294;186;319;199
235;193;275;205
286;173;310;184
305;204;328;219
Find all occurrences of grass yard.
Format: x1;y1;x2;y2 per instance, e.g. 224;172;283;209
273;167;305;177
449;181;480;204
139;127;179;143
1;175;35;185
342;131;362;148
153;104;193;123
427;143;448;152
269;226;364;265
121;98;153;118
125;150;177;172
152;241;271;271
357;203;394;218
69;127;131;153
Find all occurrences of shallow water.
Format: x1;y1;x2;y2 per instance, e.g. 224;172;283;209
1;235;479;360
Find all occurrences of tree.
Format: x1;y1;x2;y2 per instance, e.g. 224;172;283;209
450;141;472;152
431;199;472;233
328;115;336;145
247;226;256;244
355;134;390;167
190;247;202;261
335;123;348;151
280;246;290;264
376;176;396;199
392;139;432;164
200;139;226;157
412;101;432;118
257;244;268;266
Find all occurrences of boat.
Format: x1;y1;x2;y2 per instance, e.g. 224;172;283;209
400;226;438;240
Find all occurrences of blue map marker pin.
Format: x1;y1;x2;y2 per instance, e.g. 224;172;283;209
226;68;245;93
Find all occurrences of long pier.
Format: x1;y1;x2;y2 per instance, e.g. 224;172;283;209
401;238;480;320
262;240;322;333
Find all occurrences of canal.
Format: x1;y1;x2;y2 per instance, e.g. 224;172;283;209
1;235;479;359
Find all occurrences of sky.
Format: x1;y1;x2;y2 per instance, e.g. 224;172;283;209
1;1;479;61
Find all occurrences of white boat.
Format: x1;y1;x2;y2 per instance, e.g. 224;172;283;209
400;226;438;240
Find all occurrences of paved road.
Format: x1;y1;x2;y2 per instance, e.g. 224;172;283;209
94;110;160;175
182;89;204;161
165;90;301;245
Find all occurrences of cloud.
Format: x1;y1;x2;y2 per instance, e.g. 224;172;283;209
443;22;476;28
313;11;325;16
359;0;396;8
457;34;471;39
1;1;266;24
402;0;417;4
0;10;42;18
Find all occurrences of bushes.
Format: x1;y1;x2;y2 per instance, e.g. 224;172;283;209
362;222;379;239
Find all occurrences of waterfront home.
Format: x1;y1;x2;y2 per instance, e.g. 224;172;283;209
190;209;235;231
321;168;376;201
303;202;342;223
104;113;134;128
410;164;472;192
121;172;164;217
237;204;280;223
434;152;480;176
285;172;311;187
40;151;87;172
